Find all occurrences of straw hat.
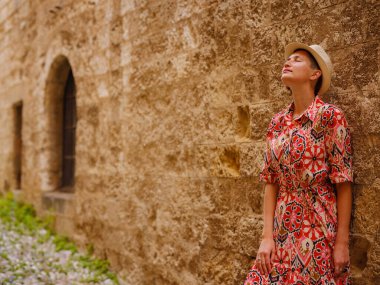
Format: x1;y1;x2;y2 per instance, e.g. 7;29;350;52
284;42;333;96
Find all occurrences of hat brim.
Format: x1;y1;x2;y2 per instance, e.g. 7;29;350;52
284;42;331;95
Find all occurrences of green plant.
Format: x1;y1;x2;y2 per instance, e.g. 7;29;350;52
0;192;120;284
53;235;78;253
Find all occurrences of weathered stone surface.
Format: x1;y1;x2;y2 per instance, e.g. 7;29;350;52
0;0;378;284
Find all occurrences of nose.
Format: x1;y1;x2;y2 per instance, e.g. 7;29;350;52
284;60;291;68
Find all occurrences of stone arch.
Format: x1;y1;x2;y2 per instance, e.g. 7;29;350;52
43;55;77;192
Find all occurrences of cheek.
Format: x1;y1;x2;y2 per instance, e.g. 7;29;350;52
294;65;311;77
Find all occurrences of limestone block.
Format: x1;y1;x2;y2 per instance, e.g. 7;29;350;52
352;183;380;236
351;136;377;185
332;43;379;92
350;233;372;283
198;105;237;143
248;102;283;140
198;213;263;284
203;177;259;215
239;141;265;178
121;0;136;16
270;0;312;22
187;144;238;178
229;66;286;104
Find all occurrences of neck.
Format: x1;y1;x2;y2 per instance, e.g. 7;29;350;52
289;85;315;117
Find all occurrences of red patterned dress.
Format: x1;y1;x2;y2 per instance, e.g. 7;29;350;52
243;96;353;284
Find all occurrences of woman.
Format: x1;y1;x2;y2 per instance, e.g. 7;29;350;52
243;43;353;284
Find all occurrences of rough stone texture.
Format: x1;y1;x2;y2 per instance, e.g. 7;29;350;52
0;0;378;284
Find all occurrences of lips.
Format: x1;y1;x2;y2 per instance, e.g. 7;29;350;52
282;69;292;73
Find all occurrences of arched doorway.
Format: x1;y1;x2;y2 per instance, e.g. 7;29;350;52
61;69;76;191
44;55;77;193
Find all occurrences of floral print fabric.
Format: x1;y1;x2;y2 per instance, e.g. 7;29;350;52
243;96;353;284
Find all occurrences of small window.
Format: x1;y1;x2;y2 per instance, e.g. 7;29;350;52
13;102;23;190
61;69;76;191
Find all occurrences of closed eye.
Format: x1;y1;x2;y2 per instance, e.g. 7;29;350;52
285;55;303;63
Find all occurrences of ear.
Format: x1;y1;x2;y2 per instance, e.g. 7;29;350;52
310;70;322;81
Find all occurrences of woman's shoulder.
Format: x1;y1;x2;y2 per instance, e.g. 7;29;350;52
319;101;349;120
318;101;350;128
320;101;346;115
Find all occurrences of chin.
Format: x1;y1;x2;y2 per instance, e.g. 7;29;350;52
281;76;292;86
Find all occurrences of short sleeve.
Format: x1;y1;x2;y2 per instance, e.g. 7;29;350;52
259;118;280;184
324;106;353;183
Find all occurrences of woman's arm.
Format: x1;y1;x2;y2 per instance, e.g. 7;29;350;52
336;181;352;243
333;181;352;275
256;182;279;275
262;183;279;239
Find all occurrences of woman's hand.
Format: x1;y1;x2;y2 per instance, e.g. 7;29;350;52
334;182;352;277
255;183;278;276
255;237;276;276
333;241;350;276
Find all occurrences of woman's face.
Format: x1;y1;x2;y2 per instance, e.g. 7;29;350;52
281;50;318;88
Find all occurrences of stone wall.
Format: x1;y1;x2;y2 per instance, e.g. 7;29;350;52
0;0;378;284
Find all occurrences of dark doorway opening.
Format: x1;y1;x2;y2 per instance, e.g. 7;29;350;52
61;69;76;192
13;102;23;190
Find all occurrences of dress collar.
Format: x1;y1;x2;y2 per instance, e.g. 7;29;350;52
285;95;324;122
